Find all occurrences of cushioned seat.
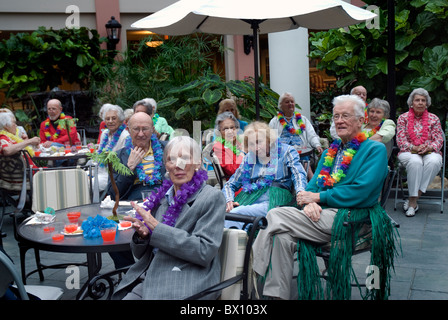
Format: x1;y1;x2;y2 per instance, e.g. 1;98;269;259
1;250;63;300
219;228;249;300
31;167;91;212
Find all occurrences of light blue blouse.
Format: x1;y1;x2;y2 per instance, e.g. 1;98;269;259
223;142;307;203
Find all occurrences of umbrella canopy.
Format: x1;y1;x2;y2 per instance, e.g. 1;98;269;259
132;0;377;118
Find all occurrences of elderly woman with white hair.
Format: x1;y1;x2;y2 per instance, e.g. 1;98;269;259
95;104;130;191
397;88;444;217
269;92;323;156
223;121;307;229
133;98;174;139
362;98;396;143
362;98;396;159
0;111;40;170
112;136;226;300
213;111;245;180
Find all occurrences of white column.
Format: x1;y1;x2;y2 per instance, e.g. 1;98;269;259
223;35;236;81
268;28;310;119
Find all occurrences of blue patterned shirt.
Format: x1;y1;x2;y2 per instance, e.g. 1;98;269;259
223;143;307;202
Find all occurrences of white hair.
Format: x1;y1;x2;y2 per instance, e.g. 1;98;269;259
407;88;431;108
133;98;157;114
277;92;295;110
332;94;365;118
163;136;202;166
0;112;15;130
215;111;240;131
100;104;125;121
368;98;390;118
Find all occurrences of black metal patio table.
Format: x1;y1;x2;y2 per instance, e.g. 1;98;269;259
17;203;135;299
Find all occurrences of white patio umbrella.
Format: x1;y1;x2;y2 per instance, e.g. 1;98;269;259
132;0;377;119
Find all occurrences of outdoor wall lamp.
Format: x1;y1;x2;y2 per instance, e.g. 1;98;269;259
105;16;122;58
243;35;253;55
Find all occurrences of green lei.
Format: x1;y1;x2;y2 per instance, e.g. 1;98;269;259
215;136;241;156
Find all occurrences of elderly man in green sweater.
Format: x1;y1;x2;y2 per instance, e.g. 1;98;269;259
252;94;397;300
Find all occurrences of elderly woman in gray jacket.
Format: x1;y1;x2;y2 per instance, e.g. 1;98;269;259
113;136;226;300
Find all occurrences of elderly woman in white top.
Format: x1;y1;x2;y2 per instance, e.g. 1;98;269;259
269;92;323;155
362;98;396;159
269;92;323;179
95;104;130;191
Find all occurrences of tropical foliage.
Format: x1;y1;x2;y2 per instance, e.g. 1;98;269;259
92;35;280;133
0;26;108;100
309;0;448;122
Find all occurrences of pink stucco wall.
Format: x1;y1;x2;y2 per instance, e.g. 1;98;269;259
94;0;121;51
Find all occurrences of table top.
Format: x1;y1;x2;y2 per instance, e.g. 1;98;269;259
32;153;88;162
17;204;135;254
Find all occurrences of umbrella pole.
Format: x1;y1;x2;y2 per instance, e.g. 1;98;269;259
252;23;260;120
242;20;262;120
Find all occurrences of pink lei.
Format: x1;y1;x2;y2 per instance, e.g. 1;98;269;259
407;108;429;146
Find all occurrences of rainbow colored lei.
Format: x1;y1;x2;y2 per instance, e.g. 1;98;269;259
240;141;281;193
44;113;66;141
363;119;384;138
316;133;367;188
125;134;163;186
277;111;306;136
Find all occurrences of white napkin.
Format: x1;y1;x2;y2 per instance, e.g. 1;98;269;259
100;195;115;209
25;212;56;225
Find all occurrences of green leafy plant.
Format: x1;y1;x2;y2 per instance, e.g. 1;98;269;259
53;117;78;146
88;151;132;220
156;73;280;132
91;35;280;133
0;26;108;100
90;34;224;111
308;0;448;123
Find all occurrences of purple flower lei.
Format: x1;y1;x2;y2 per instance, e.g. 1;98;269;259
240;141;281;193
98;123;126;154
136;170;208;231
125;134;163;186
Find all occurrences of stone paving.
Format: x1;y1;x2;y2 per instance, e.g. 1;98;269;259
1;194;448;300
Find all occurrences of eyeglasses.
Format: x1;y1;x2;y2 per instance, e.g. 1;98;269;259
130;127;152;134
332;113;357;122
220;126;236;131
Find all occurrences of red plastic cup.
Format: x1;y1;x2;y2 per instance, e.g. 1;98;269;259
67;212;81;223
100;227;117;242
64;223;78;234
119;221;132;228
34;150;41;157
43;225;55;233
52;234;64;241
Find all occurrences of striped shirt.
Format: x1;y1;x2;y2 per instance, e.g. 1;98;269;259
134;148;155;185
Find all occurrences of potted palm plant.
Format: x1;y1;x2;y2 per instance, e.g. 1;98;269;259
88;150;132;221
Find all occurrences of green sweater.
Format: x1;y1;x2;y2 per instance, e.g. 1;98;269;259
307;138;388;209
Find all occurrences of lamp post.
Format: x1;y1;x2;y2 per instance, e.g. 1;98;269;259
105;16;121;58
